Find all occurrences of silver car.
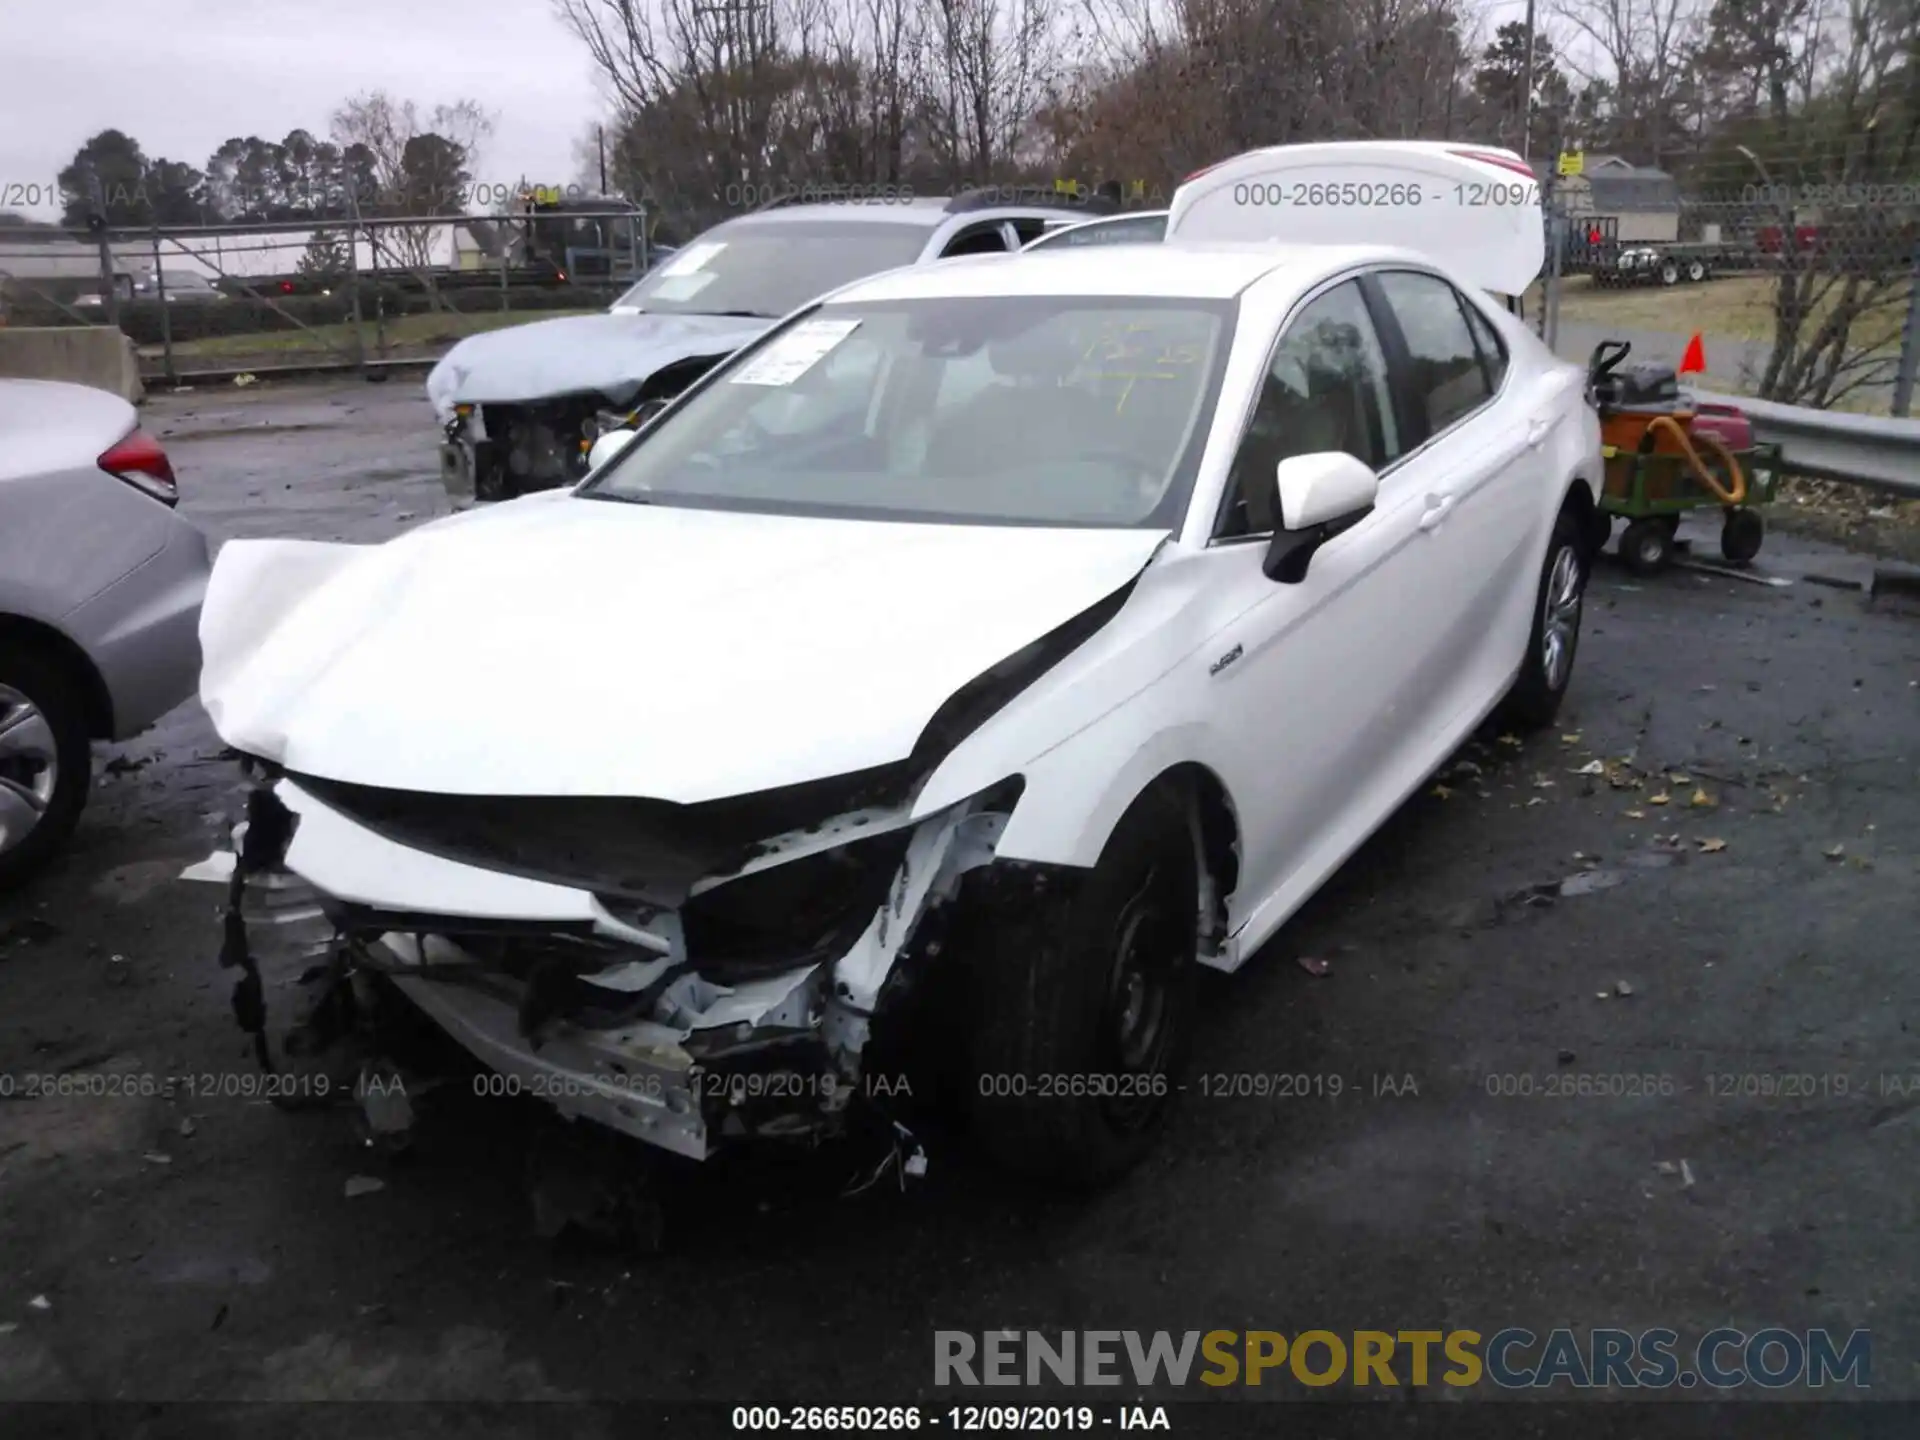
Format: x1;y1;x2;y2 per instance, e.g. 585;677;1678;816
0;379;211;886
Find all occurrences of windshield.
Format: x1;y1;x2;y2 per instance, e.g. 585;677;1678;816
611;217;935;318
1030;214;1169;249
583;295;1233;528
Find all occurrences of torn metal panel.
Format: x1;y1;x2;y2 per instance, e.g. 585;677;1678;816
227;769;1018;1161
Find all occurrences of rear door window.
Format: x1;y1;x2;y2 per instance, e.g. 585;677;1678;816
1372;270;1496;438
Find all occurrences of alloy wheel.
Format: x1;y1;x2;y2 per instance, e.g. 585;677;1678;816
0;685;59;857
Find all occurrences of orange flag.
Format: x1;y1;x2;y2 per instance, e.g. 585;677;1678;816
1679;332;1706;374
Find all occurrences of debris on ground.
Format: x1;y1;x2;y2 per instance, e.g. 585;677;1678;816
1649;792;1671;805
1690;788;1718;809
1430;785;1452;800
1656;1160;1678;1175
1698;838;1728;853
233;373;258;387
102;754;153;778
1676;558;1793;587
1625;809;1646;819
344;1175;386;1199
1824;843;1846;860
179;1118;196;1137
1571;760;1606;775
357;1064;415;1147
27;1296;49;1311
1296;954;1332;977
1615;979;1635;997
178;850;238;884
1497;733;1523;748
1680;1159;1696;1188
1559;870;1626;898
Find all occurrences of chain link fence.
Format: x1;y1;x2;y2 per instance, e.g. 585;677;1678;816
0;208;651;380
1527;148;1920;418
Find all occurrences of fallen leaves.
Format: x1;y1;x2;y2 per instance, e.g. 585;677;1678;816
1689;788;1717;809
1698;837;1727;853
1430;785;1453;800
1497;733;1523;748
1648;792;1672;806
1824;843;1846;860
1624;809;1646;819
1560;732;1582;743
1572;760;1606;775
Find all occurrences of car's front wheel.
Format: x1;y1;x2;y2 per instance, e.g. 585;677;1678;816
1496;505;1589;731
966;780;1200;1187
0;649;92;890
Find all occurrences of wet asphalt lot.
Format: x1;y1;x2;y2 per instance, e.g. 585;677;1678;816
1;376;1917;1436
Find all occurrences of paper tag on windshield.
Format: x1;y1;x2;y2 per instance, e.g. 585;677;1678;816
729;318;862;386
649;271;717;302
660;241;725;276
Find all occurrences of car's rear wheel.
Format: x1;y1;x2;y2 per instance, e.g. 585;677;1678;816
1496;506;1588;732
0;650;92;890
966;780;1199;1187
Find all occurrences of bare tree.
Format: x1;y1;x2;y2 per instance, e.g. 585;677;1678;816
1746;0;1920;406
1550;0;1707;164
330;91;495;308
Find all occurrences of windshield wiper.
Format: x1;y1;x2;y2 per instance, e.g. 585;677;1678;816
695;309;780;319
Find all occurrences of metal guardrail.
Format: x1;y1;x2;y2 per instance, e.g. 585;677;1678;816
1694;389;1920;499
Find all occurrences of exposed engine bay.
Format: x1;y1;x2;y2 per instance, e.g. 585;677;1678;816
207;755;1050;1163
441;356;717;502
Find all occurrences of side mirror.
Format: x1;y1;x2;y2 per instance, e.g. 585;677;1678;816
586;428;636;472
1263;451;1378;584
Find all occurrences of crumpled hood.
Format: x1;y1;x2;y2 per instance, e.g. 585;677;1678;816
424;310;769;419
198;498;1166;803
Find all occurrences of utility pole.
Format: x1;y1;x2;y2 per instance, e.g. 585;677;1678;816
1520;0;1537;159
598;126;608;196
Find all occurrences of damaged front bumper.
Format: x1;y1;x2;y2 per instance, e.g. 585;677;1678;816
212;771;1016;1161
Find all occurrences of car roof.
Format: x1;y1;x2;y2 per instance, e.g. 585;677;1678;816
713;195;1109;229
720;200;952;228
825;240;1415;302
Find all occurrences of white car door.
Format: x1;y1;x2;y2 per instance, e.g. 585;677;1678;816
1364;268;1553;727
1191;277;1455;939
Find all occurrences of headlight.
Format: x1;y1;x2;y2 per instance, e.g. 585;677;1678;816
681;827;914;976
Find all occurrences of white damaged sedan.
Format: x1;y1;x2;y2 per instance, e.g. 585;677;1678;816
197;221;1602;1185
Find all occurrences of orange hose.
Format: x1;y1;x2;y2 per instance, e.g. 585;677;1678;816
1646;414;1747;506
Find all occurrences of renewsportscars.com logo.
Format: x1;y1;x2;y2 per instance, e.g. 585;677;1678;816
934;1328;1871;1390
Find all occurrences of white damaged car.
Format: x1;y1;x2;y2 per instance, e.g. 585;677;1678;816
198;146;1602;1185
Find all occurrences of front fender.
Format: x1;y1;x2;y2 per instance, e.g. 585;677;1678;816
993;718;1220;868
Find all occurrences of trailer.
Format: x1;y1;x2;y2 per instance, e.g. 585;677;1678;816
1585;232;1756;287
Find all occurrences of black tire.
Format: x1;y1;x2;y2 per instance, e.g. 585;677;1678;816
1496;506;1589;732
966;780;1200;1187
1618;517;1674;575
1721;507;1764;563
0;648;93;891
1659;260;1680;286
1587;510;1614;557
1686;259;1707;283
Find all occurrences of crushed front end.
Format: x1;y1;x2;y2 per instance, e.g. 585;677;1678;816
210;761;1020;1161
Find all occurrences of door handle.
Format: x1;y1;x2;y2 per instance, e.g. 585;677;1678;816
1419;494;1455;532
1527;416;1555;449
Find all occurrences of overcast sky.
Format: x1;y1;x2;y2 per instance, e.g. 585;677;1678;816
2;0;607;220
5;0;1539;222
